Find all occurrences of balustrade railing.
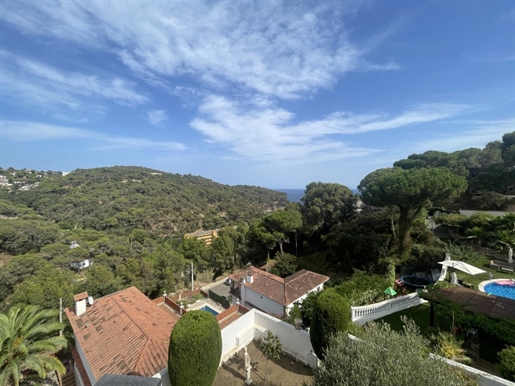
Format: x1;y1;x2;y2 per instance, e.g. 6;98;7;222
351;293;427;324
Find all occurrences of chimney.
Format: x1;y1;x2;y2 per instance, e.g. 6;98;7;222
74;292;89;317
246;271;253;284
241;277;246;284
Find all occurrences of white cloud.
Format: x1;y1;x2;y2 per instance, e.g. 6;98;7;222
1;1;398;99
190;95;469;164
0;51;147;120
412;119;515;152
147;110;168;125
0;121;185;151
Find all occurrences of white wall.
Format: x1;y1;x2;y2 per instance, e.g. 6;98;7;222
431;354;515;386
75;338;96;385
243;286;284;315
220;309;256;362
253;310;314;366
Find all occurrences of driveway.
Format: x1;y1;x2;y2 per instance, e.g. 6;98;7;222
208;282;232;299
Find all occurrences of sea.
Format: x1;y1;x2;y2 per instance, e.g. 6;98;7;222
276;188;359;203
275;189;305;203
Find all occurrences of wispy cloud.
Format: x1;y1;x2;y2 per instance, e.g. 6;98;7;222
0;121;185;151
0;51;147;120
147;110;168;125
1;1;398;100
411;119;515;152
190;96;469;164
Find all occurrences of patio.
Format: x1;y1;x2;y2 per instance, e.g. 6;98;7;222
213;340;313;386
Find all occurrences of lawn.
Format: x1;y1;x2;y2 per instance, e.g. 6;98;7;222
376;303;452;333
450;256;514;289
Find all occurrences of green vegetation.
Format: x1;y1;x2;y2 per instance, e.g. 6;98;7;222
260;331;282;381
497;346;515;381
359;167;467;254
311;318;476;386
309;290;350;360
331;272;390;306
270;252;298;278
168;310;222;386
0;166;288;236
0;306;67;386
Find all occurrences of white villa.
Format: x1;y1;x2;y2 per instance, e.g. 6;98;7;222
228;267;329;316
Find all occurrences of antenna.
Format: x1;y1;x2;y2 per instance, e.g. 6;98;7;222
87;296;94;306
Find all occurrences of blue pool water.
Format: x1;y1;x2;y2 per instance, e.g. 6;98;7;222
201;305;219;316
484;282;515;300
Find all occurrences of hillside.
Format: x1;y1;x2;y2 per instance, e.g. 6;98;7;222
0;166;288;236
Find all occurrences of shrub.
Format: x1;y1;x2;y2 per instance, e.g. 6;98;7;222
332;273;390;306
309;289;350;360
497;346;515;381
300;290;320;327
168;310;222;386
311;318;475;386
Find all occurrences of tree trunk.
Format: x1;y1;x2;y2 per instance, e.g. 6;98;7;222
278;240;284;257
397;207;412;256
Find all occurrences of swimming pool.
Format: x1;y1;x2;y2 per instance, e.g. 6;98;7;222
483;280;515;300
200;305;219;316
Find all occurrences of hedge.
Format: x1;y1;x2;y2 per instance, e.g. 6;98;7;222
309;289;350;360
209;289;231;309
168;310;222;386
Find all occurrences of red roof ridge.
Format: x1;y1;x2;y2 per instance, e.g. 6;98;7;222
74;292;89;302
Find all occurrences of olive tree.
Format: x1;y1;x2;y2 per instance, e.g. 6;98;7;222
168;310;222;386
359;167;467;255
312;318;473;386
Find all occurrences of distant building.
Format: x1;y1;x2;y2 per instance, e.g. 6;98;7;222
184;229;218;245
70;258;92;271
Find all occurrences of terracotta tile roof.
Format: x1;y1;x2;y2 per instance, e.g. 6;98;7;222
65;287;178;384
216;304;250;329
284;269;330;303
229;267;329;306
74;292;89;302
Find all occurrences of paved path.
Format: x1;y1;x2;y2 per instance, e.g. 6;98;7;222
201;277;228;292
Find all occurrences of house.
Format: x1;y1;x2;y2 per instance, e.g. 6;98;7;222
183;229;218;245
70;258;92;271
228;267;329;316
65;287;179;386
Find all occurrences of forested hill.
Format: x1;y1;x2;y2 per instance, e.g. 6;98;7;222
0;166;288;236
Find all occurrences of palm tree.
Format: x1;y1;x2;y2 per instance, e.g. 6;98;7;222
0;306;67;386
435;331;472;363
495;230;515;247
465;226;489;246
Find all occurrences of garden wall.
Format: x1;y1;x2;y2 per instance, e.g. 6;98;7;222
219;309;315;367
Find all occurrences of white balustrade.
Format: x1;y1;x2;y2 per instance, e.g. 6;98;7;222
351;293;427;324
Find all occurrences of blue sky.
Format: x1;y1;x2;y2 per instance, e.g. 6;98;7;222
0;1;513;189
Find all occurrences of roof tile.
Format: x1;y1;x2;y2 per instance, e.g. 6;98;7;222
65;287;178;383
230;267;329;306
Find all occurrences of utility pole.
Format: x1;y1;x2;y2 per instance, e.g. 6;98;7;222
191;261;194;291
59;297;63;337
